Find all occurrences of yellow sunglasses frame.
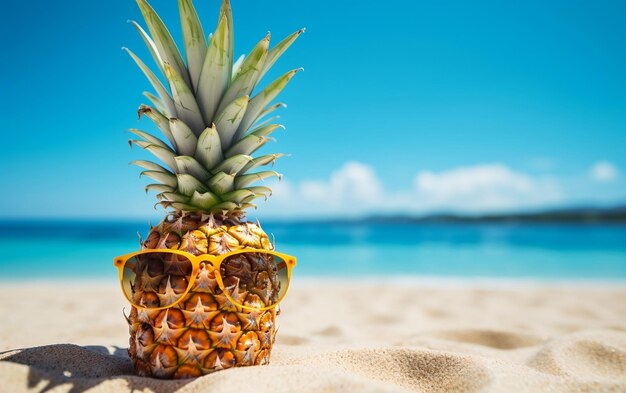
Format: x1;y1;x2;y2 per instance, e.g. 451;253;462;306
113;248;297;312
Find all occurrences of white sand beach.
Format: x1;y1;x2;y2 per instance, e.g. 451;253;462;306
1;279;626;392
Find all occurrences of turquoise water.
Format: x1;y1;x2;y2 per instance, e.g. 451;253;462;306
1;220;625;280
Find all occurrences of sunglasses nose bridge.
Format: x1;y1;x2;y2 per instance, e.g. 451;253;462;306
196;255;217;267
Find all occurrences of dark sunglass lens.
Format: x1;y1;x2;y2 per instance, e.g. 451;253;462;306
221;252;289;308
122;252;192;308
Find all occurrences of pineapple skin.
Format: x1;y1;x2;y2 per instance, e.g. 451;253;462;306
127;212;277;379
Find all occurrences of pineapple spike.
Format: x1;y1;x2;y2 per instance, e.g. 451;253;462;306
218;0;234;81
212;202;239;212
169;118;198;156
254;102;286;126
235;171;282;189
138;104;177;150
129;129;170;149
246;186;273;197
142;92;169;116
164;64;205;135
166;202;203;211
225;134;272;158
232;54;245;78
250;116;281;131
131;160;170;173
123;47;176;117
131;141;178;172
128;20;165;76
177;173;209;196
158;192;189;203
208;172;235;195
123;309;131;325
249;123;284;139
178;0;207;92
195;124;223;170
216;33;270;116
215;95;249;150
145;184;174;194
197;15;231;125
222;190;255;204
190;191;220;209
237;68;303;135
140;170;177;188
136;0;190;88
174;156;211;181
213;154;253;175
259;28;306;81
241;154;286;174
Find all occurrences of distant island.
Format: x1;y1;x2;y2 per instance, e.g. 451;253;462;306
362;204;626;224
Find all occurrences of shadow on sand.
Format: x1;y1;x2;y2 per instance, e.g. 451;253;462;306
0;344;191;393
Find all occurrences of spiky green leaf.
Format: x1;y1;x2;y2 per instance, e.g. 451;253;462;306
169;118;198;156
174;155;210;181
219;0;234;80
131;160;170;172
235;171;282;189
124;48;176;116
178;0;207;91
141;170;178;187
259;28;305;80
195;125;223;170
222;189;254;203
232;54;245;78
254;102;285;125
208;171;235;194
244;186;273;197
241;153;285;174
143;92;169;115
237;68;301;135
177;173;208;196
197;15;230;125
215;95;249;149
235;171;281;188
129;20;165;76
190;190;221;209
138;105;177;149
136;0;190;87
131;140;178;171
213;154;253;175
164;64;205;135
212;201;239;211
129;129;170;149
145;183;175;193
217;34;269;114
169;202;203;211
249;123;283;139
158;192;189;203
225;134;270;158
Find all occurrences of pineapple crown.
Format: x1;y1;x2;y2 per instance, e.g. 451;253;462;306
125;0;303;214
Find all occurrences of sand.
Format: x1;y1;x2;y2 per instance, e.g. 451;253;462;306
1;278;626;392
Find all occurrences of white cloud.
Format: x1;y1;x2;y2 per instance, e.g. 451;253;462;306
260;161;564;218
589;161;618;182
413;164;562;213
270;162;382;216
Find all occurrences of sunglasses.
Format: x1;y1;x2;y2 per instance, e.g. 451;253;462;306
113;248;296;312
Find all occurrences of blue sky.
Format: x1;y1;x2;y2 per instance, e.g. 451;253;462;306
2;0;625;219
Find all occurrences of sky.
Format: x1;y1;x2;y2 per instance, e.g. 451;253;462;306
1;0;626;220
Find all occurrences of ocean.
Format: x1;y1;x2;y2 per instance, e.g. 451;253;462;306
1;220;625;281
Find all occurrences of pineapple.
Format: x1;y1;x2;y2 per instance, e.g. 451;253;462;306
123;0;302;378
